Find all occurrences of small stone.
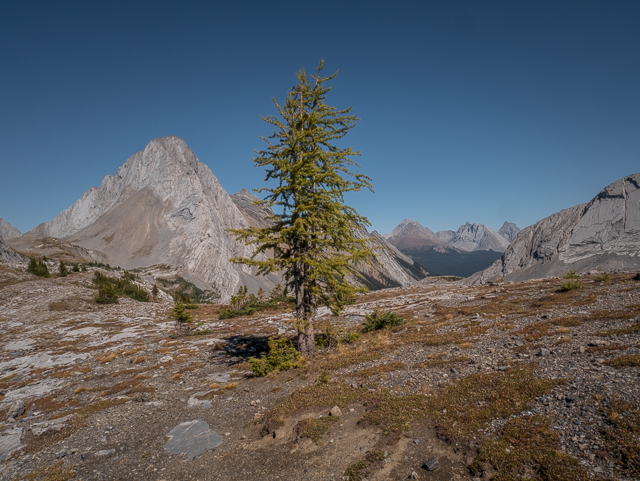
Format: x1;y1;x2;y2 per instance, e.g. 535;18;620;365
578;443;588;450
579;346;586;354
330;406;342;417
423;457;440;471
56;450;67;459
413;438;420;444
6;400;25;420
633;273;640;281
409;471;419;479
95;449;116;458
537;348;551;357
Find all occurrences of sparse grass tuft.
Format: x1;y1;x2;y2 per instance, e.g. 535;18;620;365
296;415;338;443
13;460;77;481
604;354;640;368
343;451;385;481
601;398;640;477
597;322;640;336
351;361;405;378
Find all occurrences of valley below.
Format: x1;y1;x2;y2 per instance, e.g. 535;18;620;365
1;263;639;480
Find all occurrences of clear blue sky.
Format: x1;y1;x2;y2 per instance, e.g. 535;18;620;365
1;0;639;235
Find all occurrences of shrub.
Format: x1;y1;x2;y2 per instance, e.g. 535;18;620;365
58;261;68;277
91;271;150;303
595;273;610;282
171;302;194;336
563;271;579;279
72;263;80;273
363;309;405;332
27;257;50;278
95;284;119;304
559;280;582;292
248;337;303;377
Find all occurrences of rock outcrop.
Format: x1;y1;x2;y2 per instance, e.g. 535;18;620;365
230;188;273;228
446;222;510;253
0;218;21;239
469;173;640;284
0;235;26;264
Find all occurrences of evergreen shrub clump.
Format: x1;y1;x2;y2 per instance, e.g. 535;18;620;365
249;337;303;377
363;309;405;332
92;271;150;304
559;280;582;292
27;258;50;278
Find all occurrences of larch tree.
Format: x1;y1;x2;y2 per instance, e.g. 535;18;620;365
230;60;375;356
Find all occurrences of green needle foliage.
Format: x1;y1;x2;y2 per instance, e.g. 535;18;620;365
27;257;50;278
58;261;68;277
230;60;375;355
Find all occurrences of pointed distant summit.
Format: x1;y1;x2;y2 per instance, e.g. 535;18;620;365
498;221;520;243
0;218;21;239
385;219;453;254
446;222;510;252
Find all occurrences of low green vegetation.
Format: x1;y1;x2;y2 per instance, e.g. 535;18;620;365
343;451;385;481
92;271;150;304
171;302;194;336
602;398;640;478
249;337;303;377
363;309;405;332
58;261;68;277
296;415;338;443
563;270;579;279
262;364;557;442
594;273;610;282
604;354;640;368
471;415;588;480
27;257;50;278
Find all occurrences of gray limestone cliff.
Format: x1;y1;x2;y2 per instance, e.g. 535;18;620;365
469;172;640;284
0;218;21;239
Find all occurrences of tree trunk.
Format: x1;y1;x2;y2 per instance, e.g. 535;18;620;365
297;322;315;357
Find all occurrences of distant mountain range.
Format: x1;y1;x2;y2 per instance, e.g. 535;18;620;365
470;172;640;283
384;219;519;277
4;136;427;300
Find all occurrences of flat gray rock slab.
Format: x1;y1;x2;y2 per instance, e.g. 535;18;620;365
0;428;25;461
164;420;222;459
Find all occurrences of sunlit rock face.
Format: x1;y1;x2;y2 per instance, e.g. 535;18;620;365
0;218;21;239
469;172;640;284
28;136;262;301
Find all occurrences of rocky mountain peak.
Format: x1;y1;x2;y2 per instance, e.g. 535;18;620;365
498;221;520;243
448;222;510;252
469;172;640;284
0;217;21;239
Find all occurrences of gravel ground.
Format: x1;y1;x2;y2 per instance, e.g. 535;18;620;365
1;263;639;480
